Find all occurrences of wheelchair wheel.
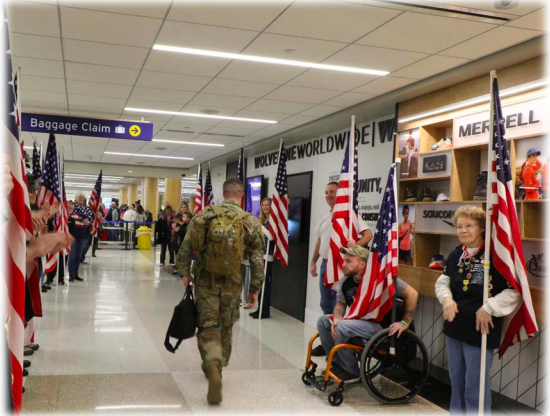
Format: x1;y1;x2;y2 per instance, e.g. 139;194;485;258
328;391;344;406
360;328;429;405
301;372;311;386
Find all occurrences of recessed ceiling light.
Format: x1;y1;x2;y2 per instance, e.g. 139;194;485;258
125;107;276;124
152;139;224;147
153;44;390;76
128;171;133;173
104;151;193;161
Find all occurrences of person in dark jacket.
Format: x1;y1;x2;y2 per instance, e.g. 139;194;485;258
105;201;120;241
157;205;174;265
69;192;93;282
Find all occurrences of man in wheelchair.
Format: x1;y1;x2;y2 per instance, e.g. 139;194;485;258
316;245;419;381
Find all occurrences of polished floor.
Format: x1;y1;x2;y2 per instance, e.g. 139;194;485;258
22;247;446;414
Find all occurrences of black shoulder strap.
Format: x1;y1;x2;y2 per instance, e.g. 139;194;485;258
164;330;184;354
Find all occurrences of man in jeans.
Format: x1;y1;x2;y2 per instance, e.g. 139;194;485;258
309;182;373;356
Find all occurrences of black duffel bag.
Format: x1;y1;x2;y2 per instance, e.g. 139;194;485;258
164;285;197;353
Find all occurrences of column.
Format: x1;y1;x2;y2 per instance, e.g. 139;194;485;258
164;178;182;211
128;184;138;206
142;177;159;220
119;187;128;206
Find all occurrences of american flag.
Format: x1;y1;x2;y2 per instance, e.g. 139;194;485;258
89;171;102;237
194;164;203;215
489;76;538;357
59;156;71;255
269;139;289;267
204;162;214;207
325;122;360;288
345;165;398;321
237;147;244;209
32;142;41;178
1;5;28;409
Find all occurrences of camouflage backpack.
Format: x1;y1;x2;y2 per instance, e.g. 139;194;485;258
204;204;250;276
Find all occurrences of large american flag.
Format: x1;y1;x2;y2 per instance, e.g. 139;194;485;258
489;76;538;357
32;142;41;178
2;5;28;409
345;165;398;321
204;162;214;207
269;139;289;267
194;164;202;214
325;124;360;288
237;147;244;209
89;171;102;237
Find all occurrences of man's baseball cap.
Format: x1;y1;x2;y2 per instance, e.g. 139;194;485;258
340;245;369;262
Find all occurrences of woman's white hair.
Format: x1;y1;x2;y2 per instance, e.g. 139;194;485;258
74;191;86;199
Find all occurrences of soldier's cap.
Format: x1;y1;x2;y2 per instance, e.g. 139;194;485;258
339;245;369;262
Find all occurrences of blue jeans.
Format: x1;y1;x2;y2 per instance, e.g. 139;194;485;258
319;260;336;314
446;336;493;414
68;238;88;278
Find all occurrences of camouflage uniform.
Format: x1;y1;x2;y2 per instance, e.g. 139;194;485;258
176;201;265;371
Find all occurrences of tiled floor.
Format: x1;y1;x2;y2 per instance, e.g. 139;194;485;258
22;248;446;414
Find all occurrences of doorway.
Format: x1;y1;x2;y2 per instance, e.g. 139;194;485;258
271;171;313;322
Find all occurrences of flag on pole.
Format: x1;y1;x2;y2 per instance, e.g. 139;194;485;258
32;142;41;178
204;162;214;207
89;171;102;238
194;164;203;214
344;165;398;321
59;155;71;255
1;5;28;408
237;147;245;209
269;139;289;267
489;77;538;357
325;118;360;288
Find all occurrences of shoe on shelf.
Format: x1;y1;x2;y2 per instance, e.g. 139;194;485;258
473;171;488;200
74;276;84;282
431;137;452;151
311;345;327;357
23;360;31;368
436;193;450;202
27;344;39;351
404;187;417;202
422;187;434;202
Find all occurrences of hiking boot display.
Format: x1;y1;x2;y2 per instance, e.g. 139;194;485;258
473;171;488;200
404;187;417;202
422;187;433;202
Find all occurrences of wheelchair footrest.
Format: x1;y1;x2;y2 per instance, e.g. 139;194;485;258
308;374;335;391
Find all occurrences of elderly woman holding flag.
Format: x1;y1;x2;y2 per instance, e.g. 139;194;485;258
435;206;521;414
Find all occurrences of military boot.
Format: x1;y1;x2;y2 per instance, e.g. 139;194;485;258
206;360;222;405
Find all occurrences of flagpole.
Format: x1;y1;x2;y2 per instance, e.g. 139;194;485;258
389;157;401;356
349;116;355;241
479;70;497;415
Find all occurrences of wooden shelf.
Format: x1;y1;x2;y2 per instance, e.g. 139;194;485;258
521;199;548;203
400;174;451;182
416;231;457;236
522;237;547;242
417;149;453;156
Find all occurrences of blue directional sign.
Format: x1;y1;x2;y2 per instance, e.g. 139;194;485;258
21;113;153;141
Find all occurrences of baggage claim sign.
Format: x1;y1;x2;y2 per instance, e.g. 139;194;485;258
21;113;154;141
252;117;397;229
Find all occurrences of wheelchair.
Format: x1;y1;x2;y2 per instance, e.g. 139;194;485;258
302;301;429;407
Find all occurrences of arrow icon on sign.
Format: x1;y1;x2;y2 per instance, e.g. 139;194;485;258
131;127;138;134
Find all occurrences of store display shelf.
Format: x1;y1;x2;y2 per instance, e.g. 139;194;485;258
415;231;456;236
521;199;548;203
400;175;451;182
417;149;453;156
522;237;547;242
400;200;480;205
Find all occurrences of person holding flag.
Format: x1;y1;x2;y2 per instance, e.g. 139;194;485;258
194;164;203;215
67;191;93;283
204;162;214;207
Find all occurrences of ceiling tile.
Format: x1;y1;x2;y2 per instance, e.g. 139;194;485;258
266;0;402;42
356;12;495;54
263;85;342;104
59;1;172;18
353;76;415;95
63;39;149;70
129;87;196;105
259;123;294;134
100;153;133;164
246;99;313;114
71;135;110;147
60;7;162;47
143;50;230;78
7;1;60;37
323;44;428;72
210;118;273;130
68;94;127;111
68;109;122;119
440;27;543;59
193;135;236;145
154;130;200;141
156;20;258;53
322;92;375;107
287;70;378;92
217;61;306;85
506;8;546;31
162;122;214;133
233;110;292;123
10;33;63;61
126;100;183;112
299;105;343;117
202;79;279;98
180;105;239;118
104;140;147;151
432;1;543;16
23;101;68;112
65;62;140;85
22;90;67;105
121;110;173;123
166;1;292;31
279;114;319;126
21;76;66;93
391;55;469;79
12;57;65;78
206;125;259;137
136;71;211;92
66;80;132;99
188;93;257;110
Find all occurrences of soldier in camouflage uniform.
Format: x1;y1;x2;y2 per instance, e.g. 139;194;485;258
176;178;265;405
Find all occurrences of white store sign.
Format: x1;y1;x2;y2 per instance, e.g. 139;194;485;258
415;202;483;234
453;96;548;148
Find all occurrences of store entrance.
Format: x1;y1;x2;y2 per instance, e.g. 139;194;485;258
272;171;313;322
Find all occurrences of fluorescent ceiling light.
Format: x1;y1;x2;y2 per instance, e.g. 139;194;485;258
153;44;389;76
125;107;276;124
152;139;224;147
95;405;182;410
399;79;548;123
66;173;123;180
104;152;193;161
65;183;113;188
23;146;33;150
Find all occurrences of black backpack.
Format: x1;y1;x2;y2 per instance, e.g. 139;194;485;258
164;285;197;353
